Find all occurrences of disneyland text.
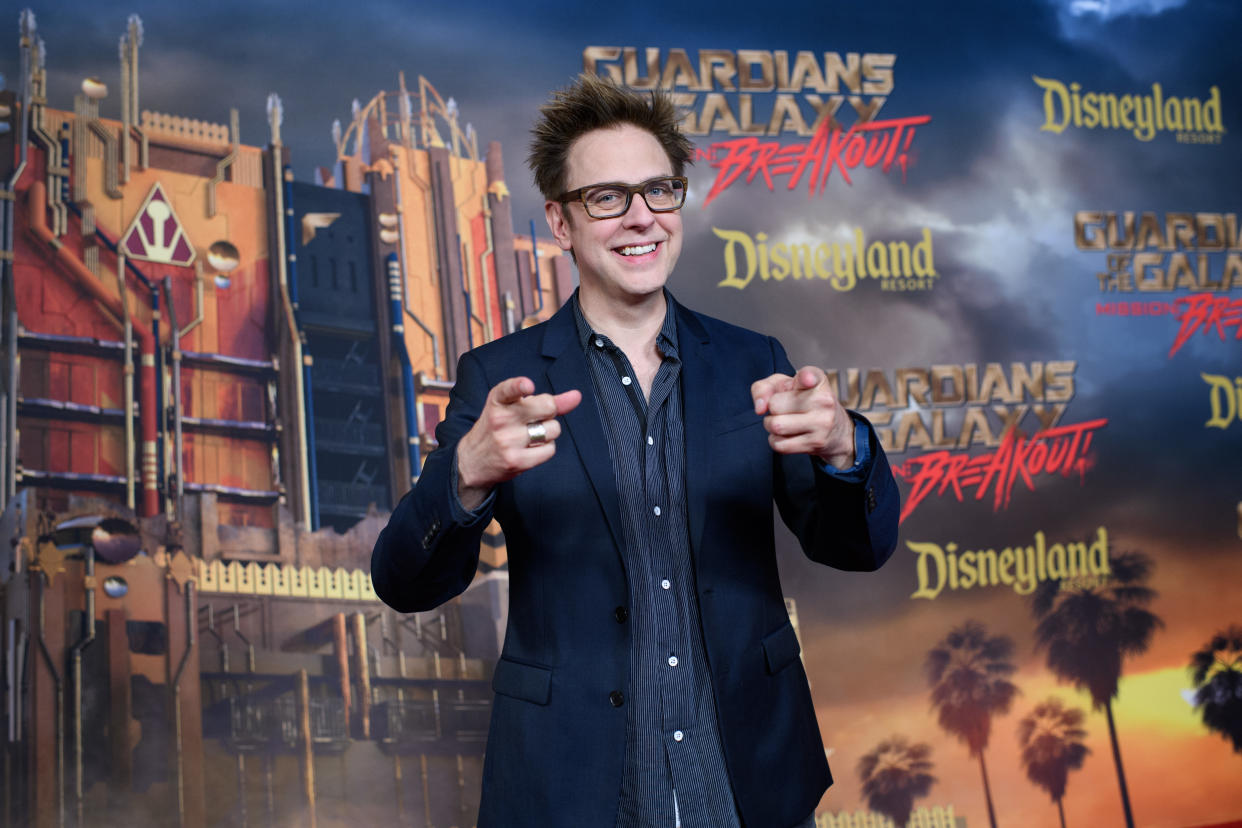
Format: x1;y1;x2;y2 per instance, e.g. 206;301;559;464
909;526;1112;600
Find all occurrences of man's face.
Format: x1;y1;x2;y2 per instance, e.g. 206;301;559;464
545;124;683;305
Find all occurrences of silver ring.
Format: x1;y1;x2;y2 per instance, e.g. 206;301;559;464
526;421;548;447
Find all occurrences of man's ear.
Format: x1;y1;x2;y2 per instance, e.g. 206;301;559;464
545;201;574;252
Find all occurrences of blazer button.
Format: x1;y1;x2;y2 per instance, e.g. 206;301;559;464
608;690;625;708
614;606;628;623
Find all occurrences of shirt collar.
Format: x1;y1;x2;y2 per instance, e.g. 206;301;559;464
571;289;680;357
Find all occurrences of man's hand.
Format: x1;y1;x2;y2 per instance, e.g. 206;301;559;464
456;377;582;510
751;366;856;470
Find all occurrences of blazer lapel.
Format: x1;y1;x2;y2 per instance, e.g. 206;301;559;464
674;299;713;560
541;305;626;554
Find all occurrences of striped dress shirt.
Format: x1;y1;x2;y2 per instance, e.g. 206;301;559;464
572;295;741;828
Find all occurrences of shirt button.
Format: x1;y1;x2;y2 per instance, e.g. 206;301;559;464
594;339;603;348
621;376;632;386
673;730;684;742
609;691;625;707
614;606;628;623
647;435;654;445
652;506;661;516
667;655;678;667
661;579;671;590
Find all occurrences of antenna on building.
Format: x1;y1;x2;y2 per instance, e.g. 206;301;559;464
119;14;144;180
267;92;284;146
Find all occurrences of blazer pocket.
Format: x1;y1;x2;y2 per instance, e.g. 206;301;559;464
761;621;802;675
714;408;763;436
491;657;552;705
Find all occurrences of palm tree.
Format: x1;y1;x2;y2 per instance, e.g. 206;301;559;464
857;736;937;827
925;620;1019;828
1030;550;1163;828
1017;698;1090;828
1189;625;1242;754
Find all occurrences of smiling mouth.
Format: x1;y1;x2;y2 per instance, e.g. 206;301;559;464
616;243;657;257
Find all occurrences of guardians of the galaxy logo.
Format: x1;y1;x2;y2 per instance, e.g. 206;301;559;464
826;361;1108;522
1080;211;1242;357
585;47;932;204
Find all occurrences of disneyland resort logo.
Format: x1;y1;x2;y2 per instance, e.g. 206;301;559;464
711;226;937;293
1033;77;1224;144
907;526;1113;601
826;361;1107;522
1078;211;1242;358
586;47;932;204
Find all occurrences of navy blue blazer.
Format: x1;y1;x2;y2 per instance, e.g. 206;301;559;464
371;295;900;828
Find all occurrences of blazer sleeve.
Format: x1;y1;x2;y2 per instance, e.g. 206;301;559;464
768;337;901;571
370;350;495;612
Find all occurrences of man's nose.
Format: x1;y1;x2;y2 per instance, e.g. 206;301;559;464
620;192;656;226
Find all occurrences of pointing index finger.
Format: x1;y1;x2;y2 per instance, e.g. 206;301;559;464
796;366;826;390
491;376;534;406
752;373;795;415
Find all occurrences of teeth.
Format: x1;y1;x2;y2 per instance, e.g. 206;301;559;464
618;243;656;256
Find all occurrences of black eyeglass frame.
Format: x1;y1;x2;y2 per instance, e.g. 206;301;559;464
556;176;689;219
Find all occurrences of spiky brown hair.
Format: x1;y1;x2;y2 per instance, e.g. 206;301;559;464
528;73;693;201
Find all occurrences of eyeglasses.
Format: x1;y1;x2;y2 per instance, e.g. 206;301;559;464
557;176;688;219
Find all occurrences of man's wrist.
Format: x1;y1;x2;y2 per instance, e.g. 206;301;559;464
817;417;858;470
451;451;495;520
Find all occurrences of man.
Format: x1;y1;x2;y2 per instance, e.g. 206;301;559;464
371;74;899;828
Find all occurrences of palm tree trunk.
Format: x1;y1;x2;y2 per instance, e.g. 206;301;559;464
977;752;998;828
1057;797;1067;828
1104;701;1136;828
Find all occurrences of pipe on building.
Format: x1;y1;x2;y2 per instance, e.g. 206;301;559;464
115;255;136;509
26;182;159;516
1;15;34;508
332;614;350;725
350;612;371;740
170;581;196;828
150;288;165;517
386;254;421;484
162;278;185;523
203;604;228;672
478;196;497;341
120;27;131;183
235;754;248;828
132;21;148;171
207;109;239;218
84;109;122;200
528;219;545;314
35;573;66;828
460;236;483;347
280;165;315;529
231;604;255;674
271;153;312;530
2;252;16;509
300;355;318;530
295;669;317;828
68;547;96;828
178;261;204;340
502;290;516;337
30;91;66;238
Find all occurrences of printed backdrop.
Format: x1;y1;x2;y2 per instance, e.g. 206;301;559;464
3;0;1241;826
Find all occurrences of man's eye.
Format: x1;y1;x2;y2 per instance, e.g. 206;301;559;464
646;184;669;197
589;190;623;205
